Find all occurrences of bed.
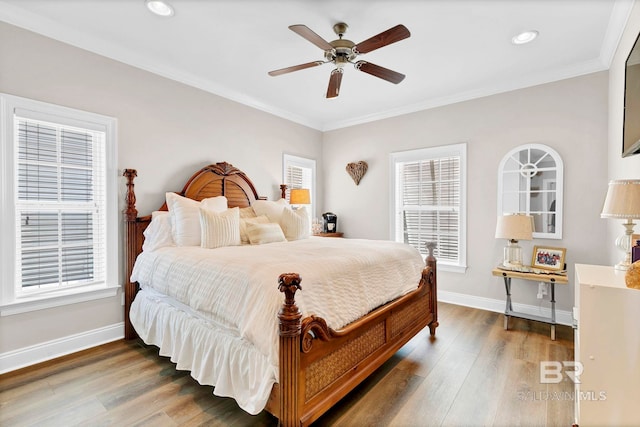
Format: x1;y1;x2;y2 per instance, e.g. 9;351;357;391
123;162;438;426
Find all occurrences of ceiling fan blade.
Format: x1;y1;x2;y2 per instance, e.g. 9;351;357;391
289;25;334;51
326;69;343;98
355;61;405;84
268;61;324;77
354;24;410;54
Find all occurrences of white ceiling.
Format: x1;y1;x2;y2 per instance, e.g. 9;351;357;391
0;0;633;131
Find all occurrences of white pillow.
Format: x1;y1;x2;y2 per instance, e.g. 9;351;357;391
142;211;175;252
165;192;228;246
252;198;288;223
201;196;228;212
239;215;270;244
280;206;310;241
200;207;241;249
246;222;286;245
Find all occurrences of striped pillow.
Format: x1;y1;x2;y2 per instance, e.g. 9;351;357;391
246;222;286;245
199;207;241;249
240;215;270;244
280;206;310;241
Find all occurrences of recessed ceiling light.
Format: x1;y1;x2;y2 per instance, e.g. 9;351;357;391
512;30;539;45
146;0;174;17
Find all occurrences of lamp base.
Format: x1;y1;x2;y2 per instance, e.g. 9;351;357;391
615;261;631;271
614;220;637;271
503;240;523;268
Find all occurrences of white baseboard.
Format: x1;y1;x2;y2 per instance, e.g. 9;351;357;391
438;290;573;326
0;322;124;374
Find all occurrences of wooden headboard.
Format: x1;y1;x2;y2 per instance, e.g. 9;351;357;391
122;162;266;338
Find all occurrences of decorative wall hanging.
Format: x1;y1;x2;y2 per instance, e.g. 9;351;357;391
346;161;368;185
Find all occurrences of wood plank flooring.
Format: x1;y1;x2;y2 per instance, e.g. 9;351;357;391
0;303;575;426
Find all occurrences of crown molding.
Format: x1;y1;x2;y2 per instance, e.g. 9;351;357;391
599;0;635;68
322;57;609;131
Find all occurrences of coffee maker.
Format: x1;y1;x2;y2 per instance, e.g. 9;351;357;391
322;212;337;233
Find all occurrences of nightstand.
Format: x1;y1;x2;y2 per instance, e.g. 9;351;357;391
313;232;343;238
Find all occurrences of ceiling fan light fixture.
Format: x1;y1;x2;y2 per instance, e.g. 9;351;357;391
511;30;539;45
146;0;174;17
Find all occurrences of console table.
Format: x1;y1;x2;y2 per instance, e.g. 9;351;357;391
492;268;568;340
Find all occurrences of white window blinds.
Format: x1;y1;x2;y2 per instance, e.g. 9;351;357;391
391;143;467;270
15;117;106;291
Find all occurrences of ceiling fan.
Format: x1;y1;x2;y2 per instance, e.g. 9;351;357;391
268;22;410;98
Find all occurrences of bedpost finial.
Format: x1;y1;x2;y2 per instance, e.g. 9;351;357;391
278;273;302;337
278;273;302;305
426;241;436;257
123;169;138;221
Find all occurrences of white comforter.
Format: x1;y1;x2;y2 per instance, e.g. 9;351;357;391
130;237;424;413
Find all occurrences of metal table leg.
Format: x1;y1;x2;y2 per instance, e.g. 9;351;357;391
503;276;512;330
550;280;556;340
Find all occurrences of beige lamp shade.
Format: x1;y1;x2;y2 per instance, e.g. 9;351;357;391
600;180;640;218
495;214;534;241
289;188;311;205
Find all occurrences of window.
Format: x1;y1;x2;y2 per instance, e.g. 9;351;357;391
390;143;467;272
283;154;316;218
0;94;118;315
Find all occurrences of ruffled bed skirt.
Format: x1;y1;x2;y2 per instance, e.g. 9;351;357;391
130;289;277;415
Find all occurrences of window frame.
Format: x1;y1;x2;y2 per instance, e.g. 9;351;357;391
0;94;119;316
389;143;467;273
282;153;317;219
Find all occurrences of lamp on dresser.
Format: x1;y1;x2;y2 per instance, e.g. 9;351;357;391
601;179;640;270
495;213;534;268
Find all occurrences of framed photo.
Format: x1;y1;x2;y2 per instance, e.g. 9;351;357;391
532;246;566;271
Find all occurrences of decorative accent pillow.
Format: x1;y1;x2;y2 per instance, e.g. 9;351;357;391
246;222;286;245
239;206;257;219
199;207;241;249
239;215;270;244
280;206;310;241
142;211;175;252
252;198;288;223
165;192;228;246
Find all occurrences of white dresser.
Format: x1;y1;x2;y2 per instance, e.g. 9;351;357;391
574;264;640;426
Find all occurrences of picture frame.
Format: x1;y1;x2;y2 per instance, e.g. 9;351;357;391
531;246;566;271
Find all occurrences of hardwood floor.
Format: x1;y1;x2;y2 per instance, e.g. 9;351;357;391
0;303;575;426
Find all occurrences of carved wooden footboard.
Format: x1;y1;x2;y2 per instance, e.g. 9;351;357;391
272;254;437;427
122;162;438;427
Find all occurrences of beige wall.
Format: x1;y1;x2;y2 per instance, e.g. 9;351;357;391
0;22;323;356
607;1;640;266
323;72;609;313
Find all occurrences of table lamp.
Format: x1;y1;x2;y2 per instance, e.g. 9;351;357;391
495;214;534;267
289;188;310;208
600;179;640;270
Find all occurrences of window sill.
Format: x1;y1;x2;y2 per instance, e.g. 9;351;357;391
0;285;119;316
436;263;468;274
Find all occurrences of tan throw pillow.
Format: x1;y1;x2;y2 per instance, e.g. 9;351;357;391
239;206;257;219
240;215;270;244
199;207;241;249
246;222;286;245
280;206;310;241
